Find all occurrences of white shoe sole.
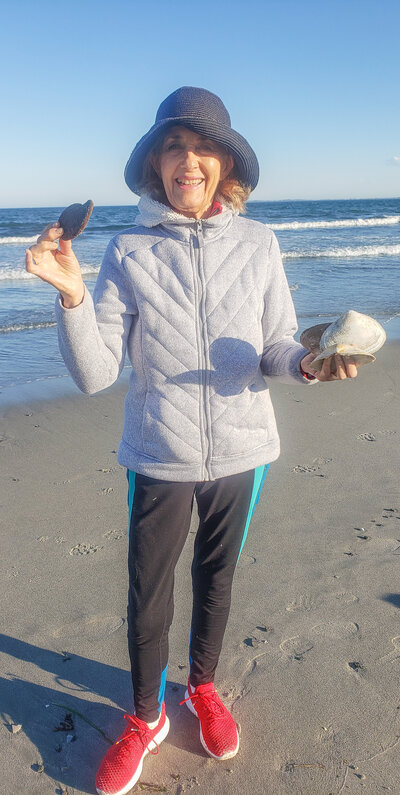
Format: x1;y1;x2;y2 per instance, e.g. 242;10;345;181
184;688;239;761
96;715;170;795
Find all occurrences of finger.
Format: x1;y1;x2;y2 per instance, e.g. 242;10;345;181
335;355;347;380
41;222;59;234
319;356;334;380
30;240;59;256
37;225;63;243
58;237;72;255
25;248;37;272
345;359;358;378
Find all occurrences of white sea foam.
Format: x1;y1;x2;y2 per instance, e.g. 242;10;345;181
0;263;100;281
0;321;57;333
283;243;400;259
0;235;38;244
269;215;400;230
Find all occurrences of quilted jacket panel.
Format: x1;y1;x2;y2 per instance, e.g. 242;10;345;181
55;196;311;481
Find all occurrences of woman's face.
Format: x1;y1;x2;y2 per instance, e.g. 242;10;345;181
151;126;234;219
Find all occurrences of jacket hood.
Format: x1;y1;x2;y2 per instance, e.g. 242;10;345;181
134;194;236;229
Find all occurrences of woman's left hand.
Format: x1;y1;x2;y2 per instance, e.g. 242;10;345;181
301;352;359;381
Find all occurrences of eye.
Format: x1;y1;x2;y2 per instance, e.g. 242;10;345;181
200;141;224;155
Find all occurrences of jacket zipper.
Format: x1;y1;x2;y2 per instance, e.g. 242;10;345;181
195;219;212;479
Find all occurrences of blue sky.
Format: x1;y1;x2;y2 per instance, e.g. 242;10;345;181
1;0;399;207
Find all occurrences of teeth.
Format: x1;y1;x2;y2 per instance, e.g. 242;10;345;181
177;179;203;185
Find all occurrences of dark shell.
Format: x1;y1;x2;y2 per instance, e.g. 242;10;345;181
58;200;94;240
300;322;331;354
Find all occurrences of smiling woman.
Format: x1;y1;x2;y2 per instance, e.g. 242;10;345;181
25;85;360;795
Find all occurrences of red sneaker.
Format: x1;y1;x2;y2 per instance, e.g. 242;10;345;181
95;702;169;795
181;680;239;760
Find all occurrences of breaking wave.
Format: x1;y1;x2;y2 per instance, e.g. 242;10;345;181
0;321;57;333
0;235;38;244
283;243;400;259
269;215;400;230
0;263;100;281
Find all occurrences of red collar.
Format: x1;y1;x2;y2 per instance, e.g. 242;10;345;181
206;199;223;217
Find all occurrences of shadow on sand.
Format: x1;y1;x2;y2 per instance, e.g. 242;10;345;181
381;592;400;609
0;634;201;793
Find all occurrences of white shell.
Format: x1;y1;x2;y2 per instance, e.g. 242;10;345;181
300;311;386;370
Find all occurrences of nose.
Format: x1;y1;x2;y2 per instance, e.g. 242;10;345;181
181;148;198;169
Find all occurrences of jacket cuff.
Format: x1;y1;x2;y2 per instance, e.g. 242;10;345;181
57;285;87;311
299;360;317;381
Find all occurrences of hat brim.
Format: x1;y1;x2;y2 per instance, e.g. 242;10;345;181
124;117;259;195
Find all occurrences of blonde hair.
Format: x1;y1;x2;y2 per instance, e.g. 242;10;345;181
136;134;251;215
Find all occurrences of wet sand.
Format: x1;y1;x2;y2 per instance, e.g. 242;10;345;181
1;342;399;794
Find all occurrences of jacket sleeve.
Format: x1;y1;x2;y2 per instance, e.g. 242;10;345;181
55;239;137;394
260;231;315;385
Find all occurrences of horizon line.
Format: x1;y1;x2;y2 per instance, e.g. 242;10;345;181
1;195;400;211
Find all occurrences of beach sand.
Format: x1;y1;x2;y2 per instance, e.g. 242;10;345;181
1;342;399;795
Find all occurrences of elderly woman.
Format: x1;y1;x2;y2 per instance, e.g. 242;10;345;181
26;86;358;795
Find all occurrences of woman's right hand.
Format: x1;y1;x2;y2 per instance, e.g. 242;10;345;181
25;223;85;308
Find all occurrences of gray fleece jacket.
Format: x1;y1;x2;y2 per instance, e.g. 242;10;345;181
55;195;312;481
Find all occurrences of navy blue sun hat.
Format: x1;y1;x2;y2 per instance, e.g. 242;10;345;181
124;86;259;195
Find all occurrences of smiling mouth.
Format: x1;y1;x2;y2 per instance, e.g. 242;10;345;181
176;178;204;186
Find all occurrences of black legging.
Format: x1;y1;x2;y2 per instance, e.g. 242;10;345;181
127;466;268;722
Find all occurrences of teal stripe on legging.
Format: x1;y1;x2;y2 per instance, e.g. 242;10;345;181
237;463;269;560
158;664;168;713
127;469;136;533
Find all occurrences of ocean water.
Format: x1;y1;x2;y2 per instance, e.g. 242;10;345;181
0;198;399;404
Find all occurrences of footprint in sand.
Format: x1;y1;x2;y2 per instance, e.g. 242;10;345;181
375;635;400;666
286;594;315;612
356;432;376;441
292;462;327;477
292;464;319;474
51;614;125;641
319;724;337;744
69;543;99;556
331;591;359;604
310;621;360;640
103;529;125;541
279;636;314;661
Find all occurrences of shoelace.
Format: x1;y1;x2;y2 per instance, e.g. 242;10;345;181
180;690;225;716
115;714;160;755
